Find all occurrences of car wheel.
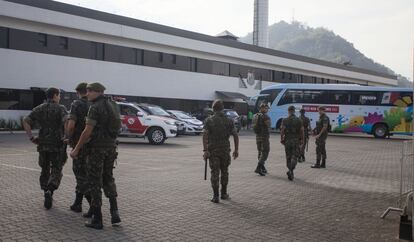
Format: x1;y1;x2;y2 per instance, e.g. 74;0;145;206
373;123;388;139
147;127;166;145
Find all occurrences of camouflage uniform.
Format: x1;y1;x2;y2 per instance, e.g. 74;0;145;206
299;114;310;161
254;113;271;169
23;100;67;192
315;113;329;166
85;95;120;210
204;112;236;192
68;96;89;195
281;114;303;172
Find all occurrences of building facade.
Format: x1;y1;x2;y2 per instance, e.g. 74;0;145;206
0;0;397;120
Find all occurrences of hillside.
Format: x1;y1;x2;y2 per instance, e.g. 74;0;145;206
239;21;412;87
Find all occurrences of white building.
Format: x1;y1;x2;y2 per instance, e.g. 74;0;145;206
0;0;397;120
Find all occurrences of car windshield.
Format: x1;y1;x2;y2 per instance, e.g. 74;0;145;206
172;111;193;119
146;106;170;116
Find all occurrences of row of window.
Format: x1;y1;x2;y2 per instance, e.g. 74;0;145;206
0;26;351;84
277;89;413;106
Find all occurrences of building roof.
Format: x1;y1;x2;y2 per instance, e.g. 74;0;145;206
215;30;238;39
4;0;397;80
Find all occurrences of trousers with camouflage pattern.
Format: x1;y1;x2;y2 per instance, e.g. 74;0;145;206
209;149;231;190
86;146;118;209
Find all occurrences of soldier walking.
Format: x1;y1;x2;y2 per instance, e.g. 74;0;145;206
203;100;239;203
22;87;68;209
64;83;92;215
70;82;121;229
311;106;330;169
280;106;304;181
253;103;271;176
299;108;311;162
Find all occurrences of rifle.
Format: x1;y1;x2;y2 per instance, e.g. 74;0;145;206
306;137;309;152
204;158;208;180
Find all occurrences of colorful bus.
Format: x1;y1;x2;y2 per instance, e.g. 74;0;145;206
255;84;413;138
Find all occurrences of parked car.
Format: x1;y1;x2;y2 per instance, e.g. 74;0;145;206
223;109;241;133
167;110;204;135
117;101;177;145
136;103;186;135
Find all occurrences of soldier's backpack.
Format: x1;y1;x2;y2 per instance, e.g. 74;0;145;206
104;98;122;137
253;113;263;134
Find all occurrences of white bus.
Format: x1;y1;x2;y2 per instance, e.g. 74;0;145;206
255;84;413;138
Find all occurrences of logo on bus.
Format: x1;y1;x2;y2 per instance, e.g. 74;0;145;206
302;105;339;113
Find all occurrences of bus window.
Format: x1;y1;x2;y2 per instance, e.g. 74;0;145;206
329;91;351;105
278;90;301;105
258;89;282;105
380;92;413;106
302;90;324;104
351;92;380;105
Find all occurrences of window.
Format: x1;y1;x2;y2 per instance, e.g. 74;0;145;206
0;89;35;110
9;29;49;52
351;92;380;105
380;92;413;106
0;27;8;48
38;33;47;47
59;37;68;49
288;73;293;80
91;42;104;60
120;105;137;116
158;52;163;62
104;44;137;64
197;59;229;75
328;91;351;105
172;54;177;64
229;64;249;78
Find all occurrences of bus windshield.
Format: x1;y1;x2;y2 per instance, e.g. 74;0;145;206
254;88;282;112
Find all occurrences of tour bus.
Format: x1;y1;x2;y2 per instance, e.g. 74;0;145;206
255;84;413;138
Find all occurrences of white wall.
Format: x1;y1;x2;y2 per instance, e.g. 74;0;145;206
0;49;273;101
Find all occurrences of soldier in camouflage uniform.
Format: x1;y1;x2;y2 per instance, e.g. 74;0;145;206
203;100;239;203
311;106;329;169
253;103;271;176
70;82;121;229
299;108;311;162
280;106;304;181
65;82;91;214
23;87;68;209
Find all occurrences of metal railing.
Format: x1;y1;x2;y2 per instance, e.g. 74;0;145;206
381;140;414;219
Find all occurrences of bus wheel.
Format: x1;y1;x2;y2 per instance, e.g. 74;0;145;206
373;124;388;139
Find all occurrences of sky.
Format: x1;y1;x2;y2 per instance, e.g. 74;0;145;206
56;0;414;80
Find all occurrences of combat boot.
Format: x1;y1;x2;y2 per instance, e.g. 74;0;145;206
311;161;321;169
109;197;121;225
262;165;268;174
70;192;83;213
211;187;219;203
44;190;53;210
85;207;103;230
320;160;326;168
83;195;93;218
221;185;230;200
254;164;265;176
287;170;293;181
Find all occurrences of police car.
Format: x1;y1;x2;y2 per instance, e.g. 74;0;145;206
117;101;177;145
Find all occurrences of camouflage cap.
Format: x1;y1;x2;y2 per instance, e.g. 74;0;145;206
86;82;106;92
75;82;88;91
288;106;295;111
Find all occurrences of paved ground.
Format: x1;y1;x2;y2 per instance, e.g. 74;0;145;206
0;131;410;241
